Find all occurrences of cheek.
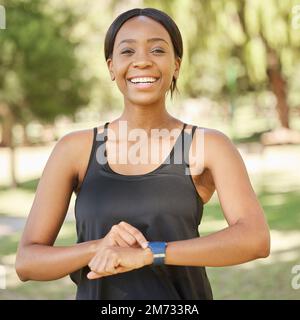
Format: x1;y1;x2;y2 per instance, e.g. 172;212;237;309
112;56;175;90
110;56;126;75
160;66;174;86
158;59;175;78
114;67;128;87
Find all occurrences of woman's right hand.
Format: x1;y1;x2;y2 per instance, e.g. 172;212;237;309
100;221;149;249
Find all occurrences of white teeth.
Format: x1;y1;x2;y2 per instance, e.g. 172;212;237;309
129;77;157;83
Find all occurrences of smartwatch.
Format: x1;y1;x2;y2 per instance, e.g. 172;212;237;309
147;241;167;265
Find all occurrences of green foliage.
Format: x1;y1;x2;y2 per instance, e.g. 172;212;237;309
245;38;267;83
0;0;90;123
1;0;299;125
144;0;300;101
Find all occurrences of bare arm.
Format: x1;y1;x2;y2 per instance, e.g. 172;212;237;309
14;131;102;281
163;129;270;267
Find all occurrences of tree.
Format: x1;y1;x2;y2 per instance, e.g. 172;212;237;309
146;0;300;129
235;0;300;129
0;0;90;186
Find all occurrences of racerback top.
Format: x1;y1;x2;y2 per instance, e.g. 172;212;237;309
69;122;213;300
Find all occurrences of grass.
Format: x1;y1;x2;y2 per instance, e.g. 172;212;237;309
17;179;39;192
206;257;300;300
0;221;77;300
201;188;300;300
200;189;300;232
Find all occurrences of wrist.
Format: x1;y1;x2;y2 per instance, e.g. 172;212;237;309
88;239;102;256
146;241;168;265
142;247;154;266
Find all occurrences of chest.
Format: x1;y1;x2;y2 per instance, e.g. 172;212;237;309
75;173;202;241
76;133;215;203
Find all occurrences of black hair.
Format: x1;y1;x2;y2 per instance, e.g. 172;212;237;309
104;8;183;99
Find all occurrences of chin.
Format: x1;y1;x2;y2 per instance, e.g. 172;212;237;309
128;95;161;106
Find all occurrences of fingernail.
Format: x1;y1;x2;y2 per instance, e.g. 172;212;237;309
142;242;148;249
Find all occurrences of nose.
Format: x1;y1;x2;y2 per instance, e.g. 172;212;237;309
132;54;153;68
132;60;153;68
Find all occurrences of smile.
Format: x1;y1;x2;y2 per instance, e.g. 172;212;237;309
127;77;160;89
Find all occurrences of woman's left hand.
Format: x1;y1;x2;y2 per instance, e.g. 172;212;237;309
87;246;153;280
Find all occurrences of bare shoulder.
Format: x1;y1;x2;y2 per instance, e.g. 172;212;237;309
203;127;234;149
196;127;239;169
61;124;108;190
200;127;232;143
55;128;97;191
57;128;94;150
38;129;92;191
53;129;93;168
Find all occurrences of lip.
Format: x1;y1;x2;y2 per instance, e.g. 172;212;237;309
127;75;160;80
127;77;160;89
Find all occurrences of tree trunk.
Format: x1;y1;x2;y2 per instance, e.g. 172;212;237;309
235;3;289;129
0;103;14;147
0;103;18;187
267;50;289;129
10;146;18;188
21;122;31;146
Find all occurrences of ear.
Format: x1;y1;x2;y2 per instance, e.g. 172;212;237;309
174;56;181;79
106;58;115;80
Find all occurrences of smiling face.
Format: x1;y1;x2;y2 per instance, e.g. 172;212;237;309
106;16;181;106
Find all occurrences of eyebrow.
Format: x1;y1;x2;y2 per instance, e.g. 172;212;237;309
117;37;169;48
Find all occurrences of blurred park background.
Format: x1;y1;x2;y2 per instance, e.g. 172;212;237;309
1;0;300;299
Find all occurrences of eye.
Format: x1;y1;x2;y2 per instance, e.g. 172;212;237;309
121;49;133;55
152;48;165;54
120;48;165;55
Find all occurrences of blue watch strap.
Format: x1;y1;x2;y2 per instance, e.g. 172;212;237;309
147;241;167;265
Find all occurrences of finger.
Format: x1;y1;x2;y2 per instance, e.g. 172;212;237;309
88;253;102;270
105;255;119;275
87;266;123;280
119;221;149;248
88;264;134;279
90;254;110;278
113;224;137;247
113;233;130;247
89;254;119;279
111;231;139;248
110;225;135;247
114;265;135;274
87;253;108;280
87;270;103;280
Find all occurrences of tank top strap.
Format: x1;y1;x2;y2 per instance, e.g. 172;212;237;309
94;122;109;144
104;121;109;133
183;125;198;168
89;126;98;158
93;122;110;167
165;122;187;165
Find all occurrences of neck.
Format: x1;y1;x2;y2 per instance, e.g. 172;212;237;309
118;97;180;132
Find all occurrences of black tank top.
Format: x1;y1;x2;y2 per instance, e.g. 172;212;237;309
70;122;213;300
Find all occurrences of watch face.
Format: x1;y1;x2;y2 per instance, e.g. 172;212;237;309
148;242;166;265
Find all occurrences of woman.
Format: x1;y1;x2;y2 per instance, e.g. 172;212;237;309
15;8;270;300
